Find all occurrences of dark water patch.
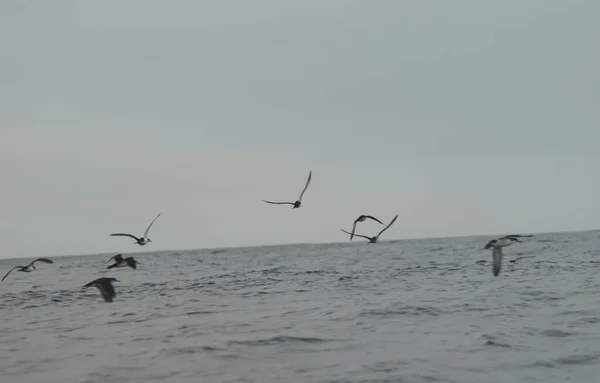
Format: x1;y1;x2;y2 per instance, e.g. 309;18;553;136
20;304;42;309
180;281;216;290
520;290;566;301
541;329;576;338
427;246;447;252
557;309;598;316
257;266;283;274
51;324;90;333
128;336;153;343
69;336;95;341
438;267;465;275
329;373;451;383
362;360;411;376
294;269;339;276
569;316;600;326
167;345;224;355
361;303;446;318
553;353;600;366
186;310;215;316
338;275;359;282
228;335;330;346
484;340;511;348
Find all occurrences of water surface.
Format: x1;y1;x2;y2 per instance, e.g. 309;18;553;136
2;230;600;382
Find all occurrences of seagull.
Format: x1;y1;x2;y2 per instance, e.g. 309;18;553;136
1;258;54;282
484;234;533;277
262;170;312;209
107;255;138;270
110;213;161;245
349;215;384;240
342;214;398;243
83;277;119;302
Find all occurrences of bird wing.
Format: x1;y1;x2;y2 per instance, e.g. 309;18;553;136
377;214;398;238
144;213;161;237
110;233;141;241
30;258;54;267
83;278;101;288
125;257;137;270
262;200;294;205
501;234;533;239
297;170;312;202
492;247;503;277
341;229;370;240
96;283;114;302
107;254;123;263
350;221;358;240
1;267;20;282
364;215;384;225
84;278;115;302
103;280;116;299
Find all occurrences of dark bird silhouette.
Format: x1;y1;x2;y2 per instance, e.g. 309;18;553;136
1;258;54;282
107;255;138;270
349;215;384;240
107;254;124;263
110;213;161;245
83;277;119;302
342;214;398;243
483;234;533;277
262;170;312;209
502;234;534;240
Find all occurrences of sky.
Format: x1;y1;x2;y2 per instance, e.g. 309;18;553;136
1;0;599;259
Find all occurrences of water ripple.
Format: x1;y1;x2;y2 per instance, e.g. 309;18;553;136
1;230;599;382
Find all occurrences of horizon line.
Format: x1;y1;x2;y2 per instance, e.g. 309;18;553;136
1;227;597;263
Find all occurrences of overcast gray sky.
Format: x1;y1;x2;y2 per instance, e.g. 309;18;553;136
1;0;599;259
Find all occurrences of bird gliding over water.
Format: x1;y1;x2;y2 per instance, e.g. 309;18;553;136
107;255;138;270
263;170;312;209
349;215;384;240
83;277;119;302
110;213;161;246
1;258;54;282
342;214;398;243
484;234;533;277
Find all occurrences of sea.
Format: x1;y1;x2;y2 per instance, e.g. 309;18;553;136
1;230;600;383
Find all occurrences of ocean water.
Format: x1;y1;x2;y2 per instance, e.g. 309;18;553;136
1;230;600;383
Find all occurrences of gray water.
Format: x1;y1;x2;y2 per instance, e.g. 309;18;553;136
1;230;600;383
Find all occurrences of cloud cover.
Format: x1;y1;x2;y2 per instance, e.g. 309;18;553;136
1;0;599;258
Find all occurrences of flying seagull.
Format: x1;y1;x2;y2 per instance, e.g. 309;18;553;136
342;214;398;243
263;170;312;209
107;255;138;270
110;213;161;245
484;234;533;277
348;215;384;240
83;277;119;302
1;258;54;282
